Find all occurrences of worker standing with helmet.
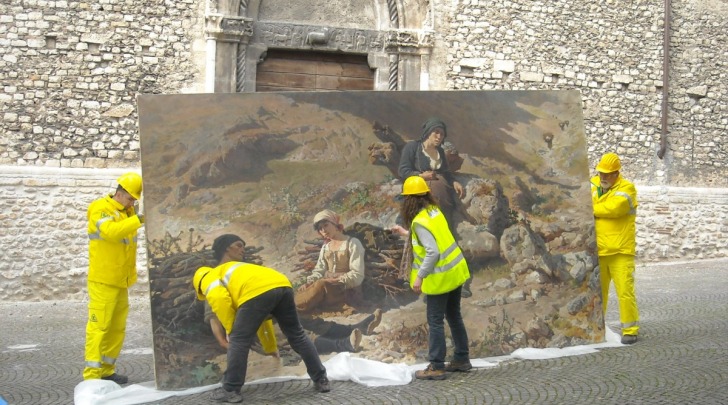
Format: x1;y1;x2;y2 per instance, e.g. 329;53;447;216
397;176;471;380
591;152;640;344
83;172;145;384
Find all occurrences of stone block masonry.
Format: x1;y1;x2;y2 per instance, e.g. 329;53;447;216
1;0;726;187
0;166;147;301
637;186;728;260
436;0;728;187
0;0;206;169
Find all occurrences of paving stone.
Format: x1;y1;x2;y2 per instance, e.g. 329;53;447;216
1;259;727;404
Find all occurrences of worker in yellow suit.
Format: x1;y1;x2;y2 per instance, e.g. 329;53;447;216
194;234;330;403
83;172;145;383
591;152;640;344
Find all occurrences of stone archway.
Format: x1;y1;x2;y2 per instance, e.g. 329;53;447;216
203;0;435;93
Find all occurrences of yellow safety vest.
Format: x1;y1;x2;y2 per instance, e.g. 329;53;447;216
410;206;470;294
200;262;290;353
591;175;638;256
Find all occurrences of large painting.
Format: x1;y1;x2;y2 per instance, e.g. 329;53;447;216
138;90;603;389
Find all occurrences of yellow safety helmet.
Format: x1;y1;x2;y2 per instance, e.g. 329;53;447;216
595;152;621;173
117;172;143;200
401;176;430;195
193;266;214;301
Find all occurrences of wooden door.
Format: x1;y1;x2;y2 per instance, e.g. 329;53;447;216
256;50;374;92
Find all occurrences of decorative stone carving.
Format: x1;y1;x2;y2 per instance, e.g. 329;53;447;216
253;22;387;52
205;14;254;43
389;54;399;91
252;22;433;56
236;44;246;92
387;0;400;28
385;29;434;54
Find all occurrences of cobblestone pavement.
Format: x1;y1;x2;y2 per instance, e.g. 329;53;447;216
2;259;727;405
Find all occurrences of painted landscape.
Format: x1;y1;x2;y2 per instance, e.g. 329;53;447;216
137;90;602;389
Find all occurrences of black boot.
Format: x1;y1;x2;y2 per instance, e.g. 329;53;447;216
313;336;339;354
302;316;349;338
314;330;361;354
324;322;356;339
461;278;472;298
352;314;375;333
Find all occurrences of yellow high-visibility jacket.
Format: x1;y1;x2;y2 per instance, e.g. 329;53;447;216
87;195;143;288
201;262;291;334
410;205;470;295
591;175;638;256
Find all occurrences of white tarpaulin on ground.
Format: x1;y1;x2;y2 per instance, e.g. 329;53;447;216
74;327;623;405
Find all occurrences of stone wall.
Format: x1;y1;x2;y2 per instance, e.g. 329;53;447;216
0;167;147;301
1;0;727;301
1;166;725;301
0;0;206;168
2;1;726;182
637;185;728;260
435;0;728;187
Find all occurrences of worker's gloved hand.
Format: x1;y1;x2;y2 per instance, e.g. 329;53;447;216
133;200;144;224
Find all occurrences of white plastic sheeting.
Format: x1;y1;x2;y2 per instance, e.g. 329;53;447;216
75;327;624;405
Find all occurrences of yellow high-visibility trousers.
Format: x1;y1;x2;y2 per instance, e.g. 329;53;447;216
83;281;129;380
599;253;639;336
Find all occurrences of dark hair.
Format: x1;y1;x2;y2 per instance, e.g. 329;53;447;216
400;193;439;230
212;234;245;263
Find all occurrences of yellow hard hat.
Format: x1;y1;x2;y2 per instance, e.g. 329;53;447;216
117;172;143;200
595;152;621;173
401;176;430;195
193;266;214;301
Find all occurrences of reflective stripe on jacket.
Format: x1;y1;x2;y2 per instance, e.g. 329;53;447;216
202;262;291;334
591;175;638;256
87;195;142;288
410;206;470;295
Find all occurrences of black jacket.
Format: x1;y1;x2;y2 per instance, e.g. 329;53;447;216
398;140;455;185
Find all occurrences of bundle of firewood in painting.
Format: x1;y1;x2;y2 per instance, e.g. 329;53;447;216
293;222;415;309
147;230;266;335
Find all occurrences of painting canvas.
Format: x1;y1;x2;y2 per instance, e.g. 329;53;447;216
137;90;603;389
